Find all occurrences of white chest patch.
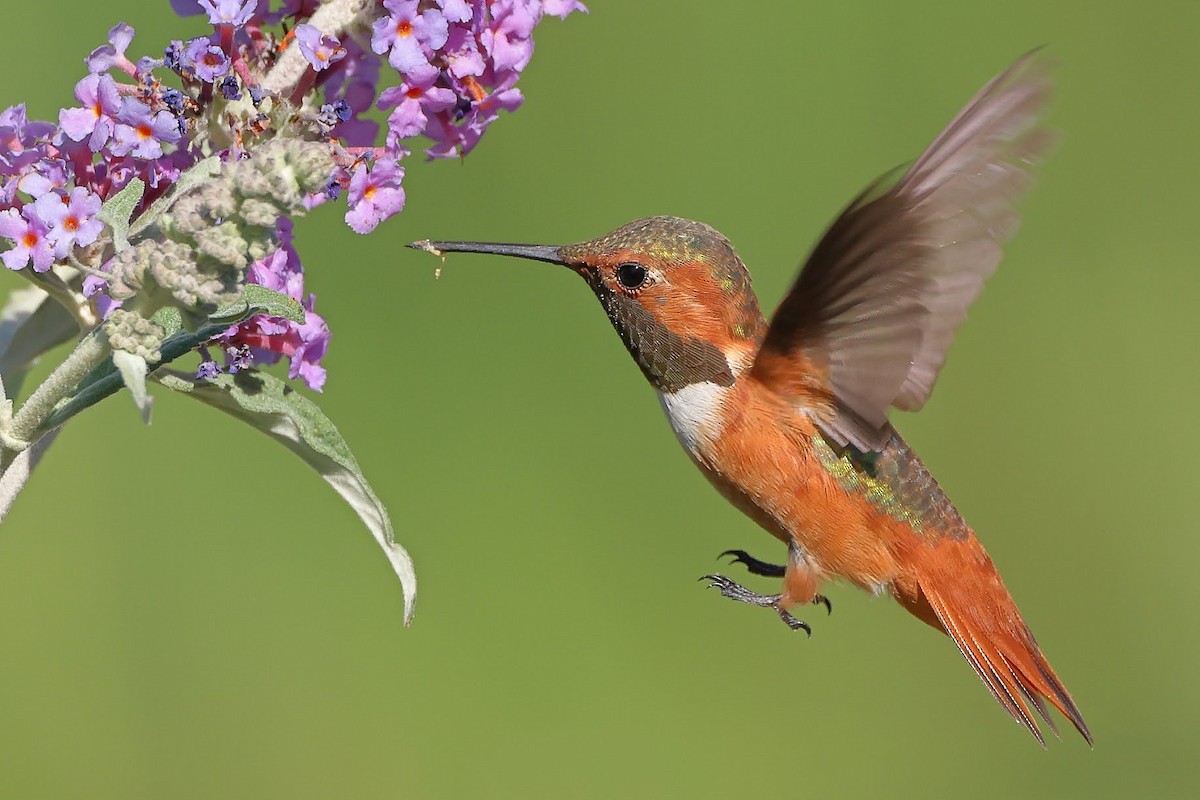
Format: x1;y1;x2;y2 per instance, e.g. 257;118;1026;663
656;382;731;456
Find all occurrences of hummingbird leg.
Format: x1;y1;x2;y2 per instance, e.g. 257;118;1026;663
699;574;813;636
774;606;814;634
719;549;834;614
719;549;786;577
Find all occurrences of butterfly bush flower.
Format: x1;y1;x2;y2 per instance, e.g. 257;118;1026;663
59;74;123;151
198;0;257;26
372;0;449;83
184;40;231;82
0;207;54;272
345;157;406;235
0;0;585;393
295;24;346;71
111;97;181;159
87;23;138;74
35;187;103;257
207;219;331;390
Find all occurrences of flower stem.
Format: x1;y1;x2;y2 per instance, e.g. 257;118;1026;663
4;329;109;452
261;0;374;96
20;267;97;332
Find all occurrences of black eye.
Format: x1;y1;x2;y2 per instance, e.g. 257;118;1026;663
616;262;648;290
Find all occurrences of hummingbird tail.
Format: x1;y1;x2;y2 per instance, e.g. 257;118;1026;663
899;544;1093;746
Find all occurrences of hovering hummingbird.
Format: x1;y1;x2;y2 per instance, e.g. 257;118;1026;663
411;53;1090;746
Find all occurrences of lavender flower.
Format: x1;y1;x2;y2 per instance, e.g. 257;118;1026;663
59;73;122;152
345;158;406;235
34;187;103;257
196;357;221;379
379;80;456;140
86;23;137;75
184;39;230;82
439;0;473;24
198;0;258;27
372;0;450;84
0;207;54;272
295;24;347;72
110;97;180;159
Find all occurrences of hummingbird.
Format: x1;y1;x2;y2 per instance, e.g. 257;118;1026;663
411;52;1090;746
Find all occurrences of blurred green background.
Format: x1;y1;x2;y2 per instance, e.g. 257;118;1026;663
2;2;1198;797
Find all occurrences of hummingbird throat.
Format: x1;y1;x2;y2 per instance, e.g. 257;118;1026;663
593;283;735;393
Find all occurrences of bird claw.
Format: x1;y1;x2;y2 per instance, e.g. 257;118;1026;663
714;551;831;615
775;607;812;636
718;549;786;578
700;573;813;635
813;594;833;615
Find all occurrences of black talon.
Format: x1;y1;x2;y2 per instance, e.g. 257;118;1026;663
775;607;812;636
718;549;786;578
813;594;833;615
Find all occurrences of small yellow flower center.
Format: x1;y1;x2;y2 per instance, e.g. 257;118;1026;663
396;20;413;37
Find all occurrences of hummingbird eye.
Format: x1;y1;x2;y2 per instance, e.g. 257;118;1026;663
616;262;649;290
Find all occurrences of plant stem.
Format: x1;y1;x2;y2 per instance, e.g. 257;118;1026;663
261;0;374;96
5;329;109;450
21;268;97;332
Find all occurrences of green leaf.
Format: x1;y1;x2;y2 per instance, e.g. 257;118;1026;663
129;156;221;240
42;282;304;432
0;287;77;400
41;316;233;432
97;178;146;252
156;369;417;624
211;284;306;326
0;426;62;524
112;350;152;424
151;306;184;339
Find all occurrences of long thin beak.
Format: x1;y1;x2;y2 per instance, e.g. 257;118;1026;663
408;239;565;265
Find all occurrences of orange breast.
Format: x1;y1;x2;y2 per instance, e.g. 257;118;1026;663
690;375;909;592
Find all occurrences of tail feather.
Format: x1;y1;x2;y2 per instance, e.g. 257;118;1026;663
909;549;1093;746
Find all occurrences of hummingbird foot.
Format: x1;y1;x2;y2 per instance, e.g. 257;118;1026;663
813;594;833;615
718;549;786;577
718;551;833;614
699;574;813;636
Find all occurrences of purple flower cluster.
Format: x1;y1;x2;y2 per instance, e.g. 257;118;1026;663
1;0;584;391
202;218;331;390
314;0;590;233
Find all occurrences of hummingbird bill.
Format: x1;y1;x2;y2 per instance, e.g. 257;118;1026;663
411;52;1090;746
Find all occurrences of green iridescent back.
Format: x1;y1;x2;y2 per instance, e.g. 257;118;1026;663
812;426;968;540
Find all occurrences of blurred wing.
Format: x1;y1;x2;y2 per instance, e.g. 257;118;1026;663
752;52;1054;452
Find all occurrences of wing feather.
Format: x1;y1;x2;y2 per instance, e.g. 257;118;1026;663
752;52;1054;451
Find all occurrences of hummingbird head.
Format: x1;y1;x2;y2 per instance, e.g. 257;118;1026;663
412;216;766;393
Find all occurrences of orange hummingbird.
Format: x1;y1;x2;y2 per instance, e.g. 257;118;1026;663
412;52;1090;746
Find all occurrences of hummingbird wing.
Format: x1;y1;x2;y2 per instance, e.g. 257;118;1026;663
751;52;1054;452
